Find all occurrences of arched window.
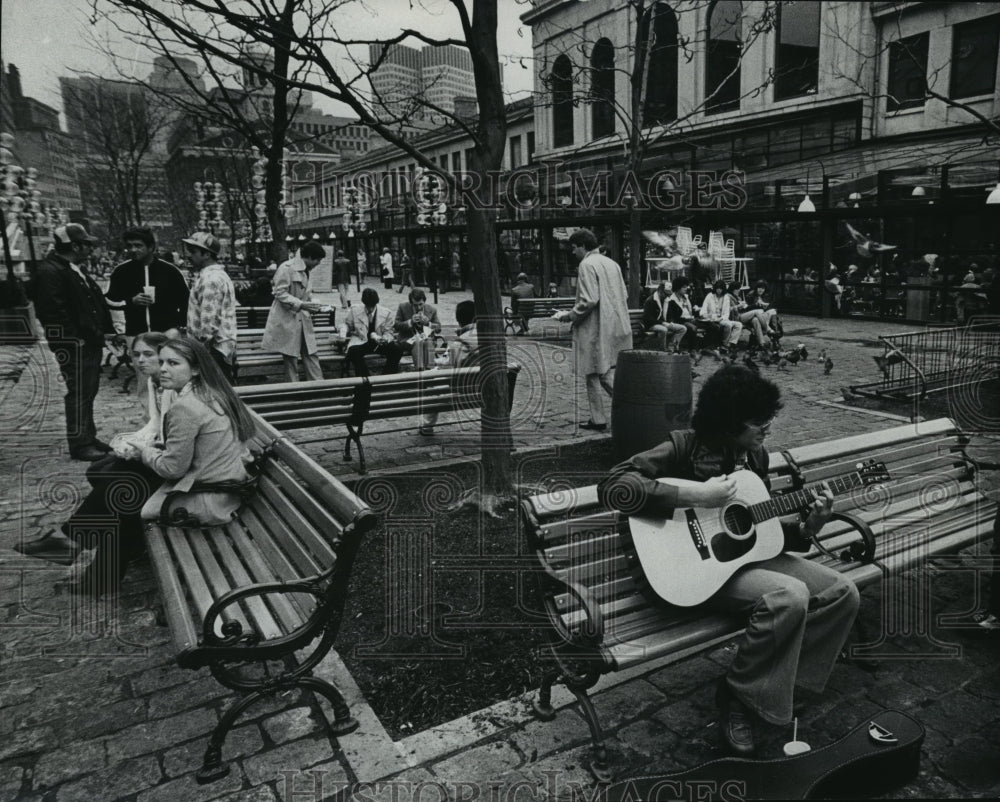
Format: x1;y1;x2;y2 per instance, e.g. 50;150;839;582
774;0;820;99
591;39;615;138
644;3;679;126
706;0;742;113
552;55;574;147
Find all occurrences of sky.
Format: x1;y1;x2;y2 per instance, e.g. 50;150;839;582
0;0;536;119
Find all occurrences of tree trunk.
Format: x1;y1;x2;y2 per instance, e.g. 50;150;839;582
467;207;513;499
628;206;643;306
464;0;513;503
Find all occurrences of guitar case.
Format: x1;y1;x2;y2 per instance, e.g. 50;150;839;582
606;709;924;800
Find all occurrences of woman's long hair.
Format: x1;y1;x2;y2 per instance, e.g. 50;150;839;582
159;336;256;442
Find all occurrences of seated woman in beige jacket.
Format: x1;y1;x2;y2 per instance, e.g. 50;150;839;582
17;337;255;596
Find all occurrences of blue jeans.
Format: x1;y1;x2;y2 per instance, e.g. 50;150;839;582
707;552;860;724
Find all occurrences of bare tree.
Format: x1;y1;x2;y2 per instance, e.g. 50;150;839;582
825;8;1000;142
534;0;780;306
96;0;517;509
61;76;171;237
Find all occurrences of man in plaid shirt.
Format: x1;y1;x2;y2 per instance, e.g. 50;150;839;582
183;232;237;381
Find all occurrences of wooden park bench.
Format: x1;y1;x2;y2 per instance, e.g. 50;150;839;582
504;297;576;334
235;326;345;381
143;411;378;783
521;417;996;780
236;307;337;329
238;364;522;474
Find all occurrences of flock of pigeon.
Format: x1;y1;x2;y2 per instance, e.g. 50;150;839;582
693;343;835;377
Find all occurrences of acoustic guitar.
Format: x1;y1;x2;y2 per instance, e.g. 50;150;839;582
628;461;889;607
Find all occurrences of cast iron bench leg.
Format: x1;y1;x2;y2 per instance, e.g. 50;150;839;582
298;676;360;736
570;685;612;782
344;423;367;473
197;690;265;783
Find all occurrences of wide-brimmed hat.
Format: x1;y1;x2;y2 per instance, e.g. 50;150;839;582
53;223;97;246
182;231;221;256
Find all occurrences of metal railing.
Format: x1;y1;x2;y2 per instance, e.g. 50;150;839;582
850;317;1000;402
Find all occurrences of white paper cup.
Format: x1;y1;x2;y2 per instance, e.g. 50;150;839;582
143;285;156;302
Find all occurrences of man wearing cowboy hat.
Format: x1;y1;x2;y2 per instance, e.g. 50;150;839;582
34;224;114;461
183;231;237;381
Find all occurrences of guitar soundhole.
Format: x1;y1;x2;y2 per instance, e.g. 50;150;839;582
723;504;754;540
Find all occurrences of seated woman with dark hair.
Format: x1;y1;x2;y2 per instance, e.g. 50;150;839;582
737;280;782;349
699;279;744;353
599;365;859;757
17;337;256;595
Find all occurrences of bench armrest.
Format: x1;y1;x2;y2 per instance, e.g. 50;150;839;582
540;569;605;647
201;578;326;647
810;510;877;564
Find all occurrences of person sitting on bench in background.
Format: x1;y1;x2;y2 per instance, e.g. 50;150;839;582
394;288;442;348
700;279;745;355
510;273;536;335
341;287;402;376
665;276;704;352
642;282;689;352
598;365;860;757
418;300;480;437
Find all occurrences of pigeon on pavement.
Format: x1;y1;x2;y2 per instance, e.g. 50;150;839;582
824;357;834;375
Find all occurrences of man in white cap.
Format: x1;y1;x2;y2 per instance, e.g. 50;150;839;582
183;231;237;381
33;224;114;460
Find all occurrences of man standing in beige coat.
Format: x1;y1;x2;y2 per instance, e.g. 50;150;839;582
555;229;633;431
262;240;327;382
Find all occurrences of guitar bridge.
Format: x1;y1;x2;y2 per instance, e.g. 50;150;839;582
686;509;711;561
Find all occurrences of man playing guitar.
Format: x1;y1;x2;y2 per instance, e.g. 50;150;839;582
598;365;860;757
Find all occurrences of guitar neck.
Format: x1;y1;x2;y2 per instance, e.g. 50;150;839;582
751;472;861;523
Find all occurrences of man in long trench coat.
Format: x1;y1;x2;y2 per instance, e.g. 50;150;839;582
555;229;633;431
262;240;327;382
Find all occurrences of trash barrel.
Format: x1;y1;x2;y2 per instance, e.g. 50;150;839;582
612;350;692;461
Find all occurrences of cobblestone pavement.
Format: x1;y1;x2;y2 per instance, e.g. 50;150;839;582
1;294;998;801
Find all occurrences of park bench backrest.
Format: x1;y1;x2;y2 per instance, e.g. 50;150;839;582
237;366;493;430
236;307;337;328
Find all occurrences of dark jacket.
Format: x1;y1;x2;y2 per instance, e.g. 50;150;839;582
642;293;669;330
34;252;113;347
106;257;189;335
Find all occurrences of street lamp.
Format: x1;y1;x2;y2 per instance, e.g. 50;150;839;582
1;134;45;273
342;186;367;291
194;179;225;236
415;168;449;302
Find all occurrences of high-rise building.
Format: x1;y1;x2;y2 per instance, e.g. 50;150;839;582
59;74;175;237
2;64;82;221
367;43;477;121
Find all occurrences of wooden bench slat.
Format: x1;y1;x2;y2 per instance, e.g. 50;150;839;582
185;529;256;637
223;517;309;635
145;526;200;655
248;492;325;579
604;615;739;670
166;529;232;639
260;464;344;559
204;527;286;641
528;486;602;519
542;531;626;569
784;418;958;465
